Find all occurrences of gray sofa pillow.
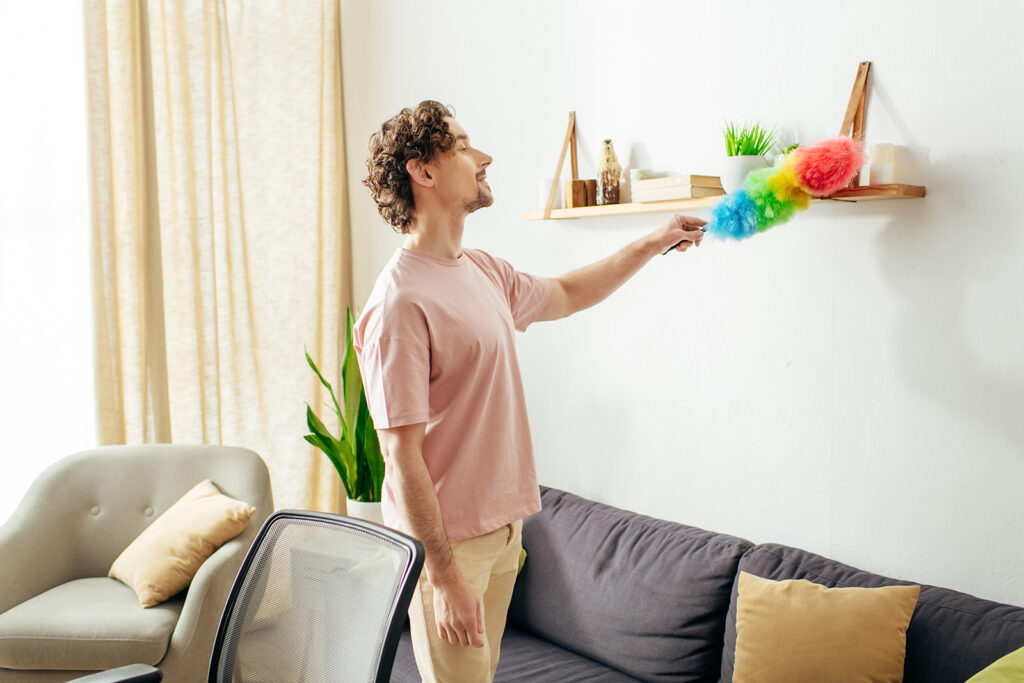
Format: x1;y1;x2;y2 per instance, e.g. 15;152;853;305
721;543;1024;683
508;487;753;682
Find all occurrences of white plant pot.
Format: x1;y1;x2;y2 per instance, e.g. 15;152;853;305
346;499;384;525
721;155;770;193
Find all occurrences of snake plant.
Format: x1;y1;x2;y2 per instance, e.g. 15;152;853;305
304;309;385;502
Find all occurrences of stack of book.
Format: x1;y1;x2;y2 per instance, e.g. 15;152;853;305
630;175;725;203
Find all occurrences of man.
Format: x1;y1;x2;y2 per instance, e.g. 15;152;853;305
353;100;705;682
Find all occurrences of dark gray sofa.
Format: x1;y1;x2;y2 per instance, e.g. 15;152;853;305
392;486;1024;681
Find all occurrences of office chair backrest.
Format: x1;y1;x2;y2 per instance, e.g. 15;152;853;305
209;510;424;683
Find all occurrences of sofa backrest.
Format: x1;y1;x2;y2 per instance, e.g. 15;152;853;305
508;487;753;682
720;543;1024;683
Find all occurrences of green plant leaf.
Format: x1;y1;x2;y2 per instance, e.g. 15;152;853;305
354;448;373;502
306;347;346;439
356;391;385;502
303;431;328;453
341;309;362;445
338;432;358;498
724;121;776;157
724;121;739;156
306;404;355;497
306;403;336;444
304;432;352;497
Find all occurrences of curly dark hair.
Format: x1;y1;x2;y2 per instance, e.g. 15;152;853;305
363;100;457;234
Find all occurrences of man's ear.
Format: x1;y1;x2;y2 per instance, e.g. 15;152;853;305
406;158;434;187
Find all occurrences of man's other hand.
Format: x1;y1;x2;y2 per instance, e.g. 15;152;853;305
432;569;485;648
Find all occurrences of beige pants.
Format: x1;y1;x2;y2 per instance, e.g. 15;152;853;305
408;519;523;683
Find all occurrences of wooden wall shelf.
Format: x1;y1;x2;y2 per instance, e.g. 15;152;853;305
523;184;926;221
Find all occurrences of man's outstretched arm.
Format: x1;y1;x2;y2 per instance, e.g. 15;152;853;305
538;214;706;321
376;423;485;648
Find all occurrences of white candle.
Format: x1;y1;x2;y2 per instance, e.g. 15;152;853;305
868;144;899;184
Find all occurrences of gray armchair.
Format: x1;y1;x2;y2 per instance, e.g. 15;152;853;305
0;444;274;682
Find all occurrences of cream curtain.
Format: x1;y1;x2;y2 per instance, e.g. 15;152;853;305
84;0;351;512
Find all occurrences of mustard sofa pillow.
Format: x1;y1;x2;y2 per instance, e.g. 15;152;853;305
967;645;1024;682
734;571;920;683
109;479;255;608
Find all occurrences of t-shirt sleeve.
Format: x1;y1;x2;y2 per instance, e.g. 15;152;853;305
354;299;430;429
508;269;552;332
477;251;552;332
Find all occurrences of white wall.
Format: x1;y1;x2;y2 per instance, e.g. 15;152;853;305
0;4;95;523
341;0;1024;606
2;0;1017;605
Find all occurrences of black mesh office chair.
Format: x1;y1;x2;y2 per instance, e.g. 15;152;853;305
75;510;424;683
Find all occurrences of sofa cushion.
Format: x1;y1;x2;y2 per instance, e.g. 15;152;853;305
508;486;753;681
391;625;639;682
0;578;182;670
733;571;919;682
722;544;1024;683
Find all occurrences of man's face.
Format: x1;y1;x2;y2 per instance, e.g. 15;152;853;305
429;118;494;214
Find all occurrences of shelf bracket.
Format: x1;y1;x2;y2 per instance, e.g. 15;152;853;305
840;61;871;141
839;61;871;187
544;112;576;220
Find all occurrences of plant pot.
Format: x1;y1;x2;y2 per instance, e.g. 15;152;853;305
721;155;770;193
345;498;384;525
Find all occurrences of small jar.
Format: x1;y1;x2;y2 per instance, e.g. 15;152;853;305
596;139;621;205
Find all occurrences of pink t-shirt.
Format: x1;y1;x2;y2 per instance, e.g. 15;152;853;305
353;247;552;542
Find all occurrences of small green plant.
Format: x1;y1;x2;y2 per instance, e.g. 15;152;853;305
723;121;777;157
304;309;385;502
780;142;801;155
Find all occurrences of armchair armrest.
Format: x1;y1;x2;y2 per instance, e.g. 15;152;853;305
159;532;254;669
0;488;77;613
68;664;162;682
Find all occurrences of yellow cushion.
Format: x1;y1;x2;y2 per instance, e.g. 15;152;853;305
109;479;255;608
734;571;920;683
967;645;1024;682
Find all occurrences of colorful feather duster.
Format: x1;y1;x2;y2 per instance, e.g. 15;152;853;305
703;136;866;242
